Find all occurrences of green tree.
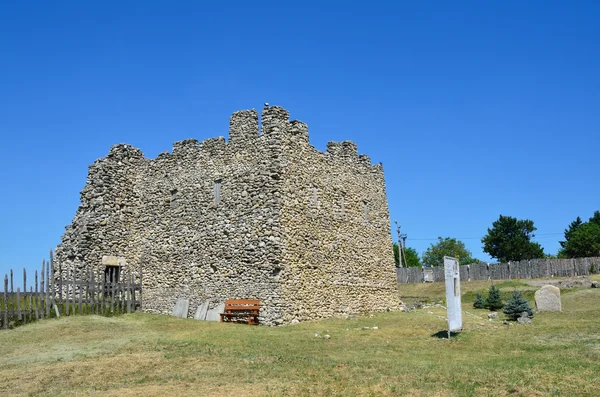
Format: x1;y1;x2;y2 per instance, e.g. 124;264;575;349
503;290;534;320
558;211;600;258
481;215;544;262
486;285;504;311
393;243;421;267
559;216;583;249
421;237;478;267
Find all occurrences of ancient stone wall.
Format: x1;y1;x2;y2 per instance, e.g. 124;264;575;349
276;110;400;323
55;104;400;325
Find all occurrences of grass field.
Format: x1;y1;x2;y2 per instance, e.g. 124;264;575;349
1;277;599;396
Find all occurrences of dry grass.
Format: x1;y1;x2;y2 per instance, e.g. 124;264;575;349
1;278;599;396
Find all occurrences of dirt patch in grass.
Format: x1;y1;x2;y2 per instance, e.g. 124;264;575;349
526;275;596;288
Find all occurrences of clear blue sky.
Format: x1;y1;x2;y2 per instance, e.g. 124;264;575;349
1;1;599;280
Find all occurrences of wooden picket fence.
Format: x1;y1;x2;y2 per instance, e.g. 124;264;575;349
396;256;600;284
1;254;142;330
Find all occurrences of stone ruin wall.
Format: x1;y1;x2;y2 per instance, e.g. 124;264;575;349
276;112;399;322
54;104;400;325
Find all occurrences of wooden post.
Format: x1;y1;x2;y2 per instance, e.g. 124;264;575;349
10;269;14;325
89;268;94;316
139;259;143;311
110;272;115;315
23;268;26;318
99;268;104;315
49;250;55;315
71;272;76;316
58;260;63;313
65;268;70;316
127;272;133;314
34;270;39;321
17;287;22;321
40;261;45;320
45;259;50;318
3;275;8;329
78;268;83;315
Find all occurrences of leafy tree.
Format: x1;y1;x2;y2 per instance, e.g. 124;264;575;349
481;215;544;262
422;237;478;267
486;285;504;311
393;243;421;267
503;290;534;320
473;292;487;309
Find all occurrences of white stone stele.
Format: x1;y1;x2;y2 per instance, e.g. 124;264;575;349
205;303;225;321
444;256;463;332
534;285;562;312
172;299;190;318
194;301;210;320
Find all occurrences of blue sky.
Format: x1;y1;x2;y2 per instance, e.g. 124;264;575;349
1;1;599;279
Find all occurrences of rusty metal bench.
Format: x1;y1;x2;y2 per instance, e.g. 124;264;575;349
219;299;260;325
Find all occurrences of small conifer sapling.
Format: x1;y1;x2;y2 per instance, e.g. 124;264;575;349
486;284;504;311
503;290;534;320
473;291;487;309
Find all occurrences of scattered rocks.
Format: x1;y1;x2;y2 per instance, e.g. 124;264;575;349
592;281;599;288
517;312;532;324
488;312;498;319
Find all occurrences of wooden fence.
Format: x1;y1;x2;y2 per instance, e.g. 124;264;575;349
396;256;600;284
1;256;142;330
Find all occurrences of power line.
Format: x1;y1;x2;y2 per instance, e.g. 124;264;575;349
408;232;563;242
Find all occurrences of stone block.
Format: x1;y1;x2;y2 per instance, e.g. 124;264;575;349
172;299;190;318
102;255;127;267
194;301;209;320
534;285;561;312
205;302;225;321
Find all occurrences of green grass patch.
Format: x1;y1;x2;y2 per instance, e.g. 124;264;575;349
1;287;599;396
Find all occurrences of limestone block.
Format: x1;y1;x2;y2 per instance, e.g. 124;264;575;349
194;301;209;320
534;285;561;312
172;299;190;318
205;303;225;321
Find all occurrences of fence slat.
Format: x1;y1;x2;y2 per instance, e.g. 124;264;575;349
10;270;15;325
78;268;83;315
29;286;34;323
3;275;8;329
40;261;45;320
17;287;22;321
34;270;39;321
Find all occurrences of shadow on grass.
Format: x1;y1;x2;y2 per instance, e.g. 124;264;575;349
431;330;461;339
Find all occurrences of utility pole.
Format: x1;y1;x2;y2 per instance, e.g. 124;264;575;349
394;221;409;268
394;221;408;268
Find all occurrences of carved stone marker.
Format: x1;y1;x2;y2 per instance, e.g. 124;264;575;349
172;299;190;318
194;301;209;320
534;285;561;312
205;302;225;322
444;256;462;332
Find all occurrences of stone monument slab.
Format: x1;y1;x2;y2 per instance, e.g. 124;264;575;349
194;301;209;320
534;285;561;312
205;302;225;322
172;299;190;318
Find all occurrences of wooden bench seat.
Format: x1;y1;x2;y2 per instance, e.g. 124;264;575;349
219;299;260;325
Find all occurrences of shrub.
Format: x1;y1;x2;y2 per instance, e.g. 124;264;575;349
473;291;487;309
486;285;504;311
503;290;534;320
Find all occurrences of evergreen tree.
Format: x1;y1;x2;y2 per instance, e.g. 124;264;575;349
473;291;487;309
486;284;504;311
503;290;534;320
